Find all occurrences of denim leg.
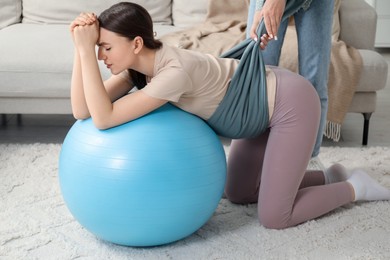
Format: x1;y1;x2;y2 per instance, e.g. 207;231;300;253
246;0;334;156
247;0;289;65
293;0;334;157
261;19;289;66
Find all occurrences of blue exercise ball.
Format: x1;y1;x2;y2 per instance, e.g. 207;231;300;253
59;104;226;247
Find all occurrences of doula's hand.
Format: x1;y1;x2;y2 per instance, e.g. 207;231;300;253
258;34;272;50
250;0;285;43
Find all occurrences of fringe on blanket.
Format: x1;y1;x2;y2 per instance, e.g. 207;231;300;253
324;120;341;142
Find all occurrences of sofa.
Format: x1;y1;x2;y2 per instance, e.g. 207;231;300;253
339;0;388;145
0;0;387;145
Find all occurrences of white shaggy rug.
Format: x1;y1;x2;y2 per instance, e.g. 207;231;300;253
1;144;390;259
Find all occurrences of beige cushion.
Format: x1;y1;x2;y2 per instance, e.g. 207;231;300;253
339;0;377;50
0;0;22;29
172;0;208;28
356;50;389;92
22;0;172;25
0;24;111;98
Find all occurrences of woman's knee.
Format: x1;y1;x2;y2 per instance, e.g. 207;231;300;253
258;205;290;230
224;185;258;204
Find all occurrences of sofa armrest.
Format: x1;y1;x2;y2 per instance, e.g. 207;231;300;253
339;0;377;50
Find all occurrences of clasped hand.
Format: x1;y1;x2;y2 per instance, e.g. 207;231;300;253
250;0;286;49
70;13;99;52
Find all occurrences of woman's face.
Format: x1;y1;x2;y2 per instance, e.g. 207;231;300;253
97;28;135;75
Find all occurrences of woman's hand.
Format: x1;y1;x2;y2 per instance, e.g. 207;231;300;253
73;23;100;54
70;13;99;52
70;12;97;33
250;0;286;43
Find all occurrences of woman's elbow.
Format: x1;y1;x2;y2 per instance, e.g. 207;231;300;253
73;114;110;130
94;123;110;130
72;110;91;121
72;109;116;130
91;118;113;130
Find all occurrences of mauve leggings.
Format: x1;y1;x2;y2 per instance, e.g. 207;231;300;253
225;67;353;229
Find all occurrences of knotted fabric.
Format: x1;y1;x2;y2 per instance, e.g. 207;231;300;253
206;0;309;139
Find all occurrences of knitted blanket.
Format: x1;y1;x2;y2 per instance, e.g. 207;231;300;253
161;0;362;141
161;0;249;56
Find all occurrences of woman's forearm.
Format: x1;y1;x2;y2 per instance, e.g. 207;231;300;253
79;47;114;128
70;49;91;119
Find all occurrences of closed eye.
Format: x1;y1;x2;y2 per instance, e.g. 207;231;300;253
97;42;111;51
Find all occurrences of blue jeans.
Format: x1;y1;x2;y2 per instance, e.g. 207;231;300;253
247;0;334;157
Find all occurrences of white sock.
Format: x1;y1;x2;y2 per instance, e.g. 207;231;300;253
347;169;390;201
324;163;351;184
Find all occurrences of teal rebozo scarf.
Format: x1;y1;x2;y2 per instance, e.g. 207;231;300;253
206;0;309;139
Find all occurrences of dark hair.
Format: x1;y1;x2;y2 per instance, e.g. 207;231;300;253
98;2;162;89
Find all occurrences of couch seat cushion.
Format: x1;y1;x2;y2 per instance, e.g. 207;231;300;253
0;24;89;98
0;23;181;99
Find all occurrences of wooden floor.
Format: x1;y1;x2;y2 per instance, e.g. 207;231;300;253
1;49;389;147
